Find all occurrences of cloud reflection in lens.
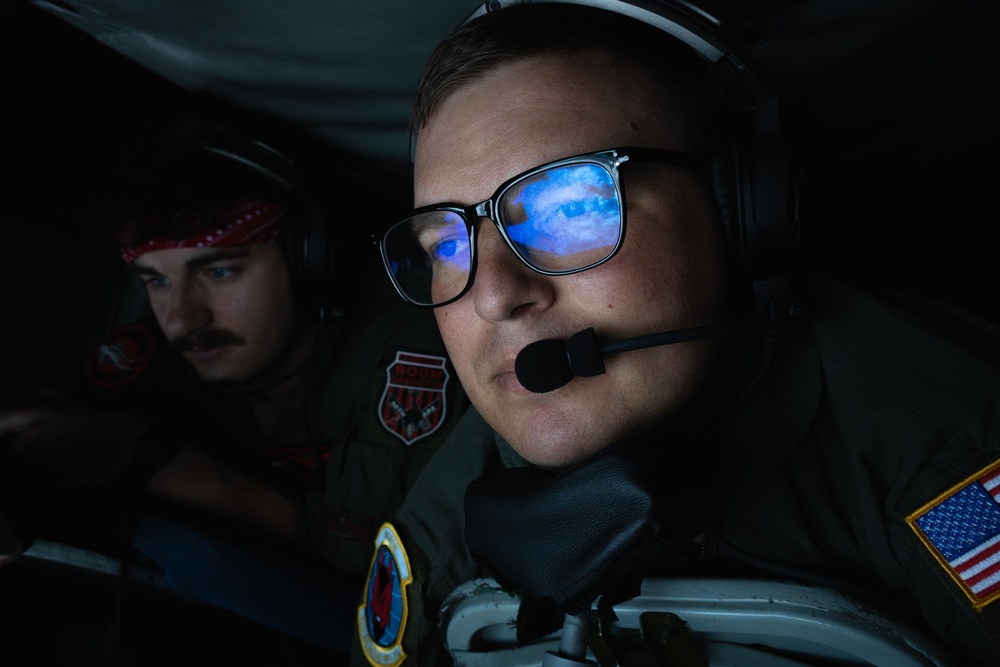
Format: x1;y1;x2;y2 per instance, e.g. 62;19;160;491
504;163;620;271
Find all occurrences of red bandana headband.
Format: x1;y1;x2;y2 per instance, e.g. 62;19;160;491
118;197;289;266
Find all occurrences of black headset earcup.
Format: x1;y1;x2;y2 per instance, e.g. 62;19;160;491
710;122;740;272
283;206;334;314
713;113;800;323
735;126;802;324
714;53;802;325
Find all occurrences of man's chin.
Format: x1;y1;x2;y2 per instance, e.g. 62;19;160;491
193;362;280;390
186;349;293;391
196;375;238;386
191;364;246;385
496;411;612;469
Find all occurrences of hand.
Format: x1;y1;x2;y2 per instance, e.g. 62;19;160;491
148;446;298;544
0;405;151;487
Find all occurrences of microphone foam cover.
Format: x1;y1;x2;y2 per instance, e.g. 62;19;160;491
515;338;573;393
567;328;605;378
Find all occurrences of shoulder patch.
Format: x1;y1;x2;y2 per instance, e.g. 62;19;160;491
907;458;1000;609
358;522;412;667
378;351;450;445
84;323;156;388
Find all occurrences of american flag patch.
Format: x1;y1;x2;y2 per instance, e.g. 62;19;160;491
907;459;1000;609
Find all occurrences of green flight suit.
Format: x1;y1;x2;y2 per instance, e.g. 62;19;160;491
351;276;1000;666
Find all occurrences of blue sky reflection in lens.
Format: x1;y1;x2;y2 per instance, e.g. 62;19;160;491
504;163;620;271
424;211;472;272
397;159;623;306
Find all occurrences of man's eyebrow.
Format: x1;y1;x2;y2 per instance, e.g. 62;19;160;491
130;248;252;276
411;215;450;235
184;248;251;270
130;265;162;277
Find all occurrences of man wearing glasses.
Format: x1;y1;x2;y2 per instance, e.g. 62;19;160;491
356;3;1000;666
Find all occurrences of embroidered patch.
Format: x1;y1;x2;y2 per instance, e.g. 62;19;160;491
262;443;331;487
907;459;1000;609
84;323;155;388
378;351;449;445
359;522;411;667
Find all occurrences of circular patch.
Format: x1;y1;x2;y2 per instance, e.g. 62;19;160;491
84;323;156;388
358;522;412;667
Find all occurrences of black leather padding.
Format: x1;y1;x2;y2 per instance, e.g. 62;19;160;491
464;436;711;615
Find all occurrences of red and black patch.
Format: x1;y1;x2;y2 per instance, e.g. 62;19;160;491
83;323;156;388
262;442;332;487
378;351;450;445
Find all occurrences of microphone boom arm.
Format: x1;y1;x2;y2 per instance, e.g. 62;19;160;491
600;323;756;356
516;323;762;394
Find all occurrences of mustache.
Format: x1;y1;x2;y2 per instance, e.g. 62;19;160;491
172;328;246;353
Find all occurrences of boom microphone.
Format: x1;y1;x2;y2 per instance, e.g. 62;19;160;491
514;323;758;393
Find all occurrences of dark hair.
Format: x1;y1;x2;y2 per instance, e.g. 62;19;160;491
411;2;725;153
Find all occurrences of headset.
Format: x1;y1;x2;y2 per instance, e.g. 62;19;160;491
118;117;338;322
460;0;805;327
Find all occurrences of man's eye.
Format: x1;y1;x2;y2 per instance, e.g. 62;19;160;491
416;215;470;266
142;276;168;290
431;235;469;261
206;267;235;280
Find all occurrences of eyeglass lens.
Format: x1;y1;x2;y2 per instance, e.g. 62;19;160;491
383;160;622;306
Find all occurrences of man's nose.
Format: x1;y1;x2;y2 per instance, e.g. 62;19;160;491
469;220;554;322
161;284;212;338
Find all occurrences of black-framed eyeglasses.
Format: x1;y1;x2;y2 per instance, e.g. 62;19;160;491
377;146;706;308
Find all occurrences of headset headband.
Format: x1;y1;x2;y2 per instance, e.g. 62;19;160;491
468;0;726;60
